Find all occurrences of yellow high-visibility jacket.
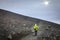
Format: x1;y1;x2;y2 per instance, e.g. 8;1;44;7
33;24;39;31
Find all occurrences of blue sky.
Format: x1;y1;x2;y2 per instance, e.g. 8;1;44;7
0;0;60;24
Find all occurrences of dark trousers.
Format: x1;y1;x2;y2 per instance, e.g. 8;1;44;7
35;30;37;36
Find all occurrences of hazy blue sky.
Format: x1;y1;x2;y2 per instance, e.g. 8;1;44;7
0;0;60;24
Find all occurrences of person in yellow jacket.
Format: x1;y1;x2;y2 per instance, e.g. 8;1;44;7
33;24;39;36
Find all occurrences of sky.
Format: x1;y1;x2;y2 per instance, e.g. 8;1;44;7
0;0;60;24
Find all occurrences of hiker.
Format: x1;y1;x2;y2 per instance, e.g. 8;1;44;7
33;24;39;36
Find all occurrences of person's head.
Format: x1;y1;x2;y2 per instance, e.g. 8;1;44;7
34;24;37;26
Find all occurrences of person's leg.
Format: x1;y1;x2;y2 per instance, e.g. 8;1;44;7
35;30;37;36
